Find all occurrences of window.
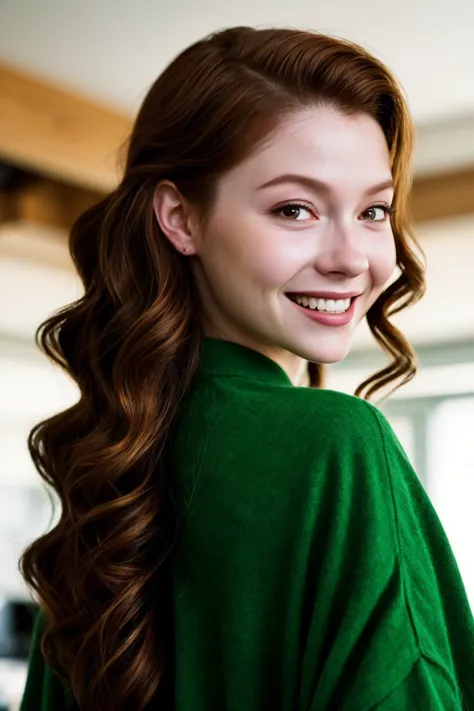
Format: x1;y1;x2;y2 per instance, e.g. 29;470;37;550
382;393;474;611
427;396;474;610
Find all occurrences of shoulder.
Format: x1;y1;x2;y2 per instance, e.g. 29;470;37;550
288;385;380;425
185;373;398;474
257;383;388;449
214;376;393;464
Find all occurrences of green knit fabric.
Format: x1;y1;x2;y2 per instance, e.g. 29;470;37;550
20;338;474;710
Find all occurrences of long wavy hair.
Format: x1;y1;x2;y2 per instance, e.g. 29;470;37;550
20;26;425;711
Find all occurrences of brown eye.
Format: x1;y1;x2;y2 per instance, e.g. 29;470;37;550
281;205;301;219
275;203;313;220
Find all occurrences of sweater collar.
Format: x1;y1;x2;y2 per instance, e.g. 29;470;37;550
199;337;294;387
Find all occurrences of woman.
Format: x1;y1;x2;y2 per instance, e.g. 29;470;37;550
19;25;474;711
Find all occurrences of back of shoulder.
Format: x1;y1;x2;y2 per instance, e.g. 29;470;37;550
292;386;379;428
221;379;396;475
269;385;389;456
185;375;399;480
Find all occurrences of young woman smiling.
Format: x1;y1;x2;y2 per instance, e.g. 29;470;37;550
19;25;474;711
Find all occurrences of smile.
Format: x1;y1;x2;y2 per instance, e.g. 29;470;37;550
286;293;360;326
287;294;352;313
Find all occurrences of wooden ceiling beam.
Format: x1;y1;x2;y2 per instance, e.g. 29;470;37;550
0;63;131;192
2;177;100;233
410;166;474;223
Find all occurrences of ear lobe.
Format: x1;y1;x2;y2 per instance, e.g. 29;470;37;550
153;180;196;254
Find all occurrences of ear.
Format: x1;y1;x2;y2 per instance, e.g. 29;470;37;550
152;180;198;255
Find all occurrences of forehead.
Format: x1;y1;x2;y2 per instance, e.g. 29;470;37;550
221;106;392;194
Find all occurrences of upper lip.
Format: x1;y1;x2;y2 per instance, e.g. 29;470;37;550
286;291;362;299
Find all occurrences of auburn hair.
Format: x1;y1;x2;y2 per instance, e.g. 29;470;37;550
20;26;425;711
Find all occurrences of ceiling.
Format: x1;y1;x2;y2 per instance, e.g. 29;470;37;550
2;0;474;126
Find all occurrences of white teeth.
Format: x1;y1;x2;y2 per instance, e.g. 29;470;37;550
293;295;352;313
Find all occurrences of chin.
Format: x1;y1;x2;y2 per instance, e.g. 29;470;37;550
303;339;353;365
314;351;351;365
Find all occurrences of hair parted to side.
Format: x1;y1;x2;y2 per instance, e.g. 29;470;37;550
19;26;425;711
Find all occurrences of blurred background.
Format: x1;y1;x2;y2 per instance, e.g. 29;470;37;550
0;0;473;707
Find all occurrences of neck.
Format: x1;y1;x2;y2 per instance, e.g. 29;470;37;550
294;360;310;387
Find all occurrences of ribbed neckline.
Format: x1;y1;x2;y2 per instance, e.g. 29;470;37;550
199;337;294;387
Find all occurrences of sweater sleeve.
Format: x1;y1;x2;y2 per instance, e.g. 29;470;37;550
370;655;470;710
302;400;474;711
19;609;77;711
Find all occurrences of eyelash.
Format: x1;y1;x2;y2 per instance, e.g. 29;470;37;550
272;201;395;221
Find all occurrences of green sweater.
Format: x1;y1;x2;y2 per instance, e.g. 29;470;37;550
20;337;474;710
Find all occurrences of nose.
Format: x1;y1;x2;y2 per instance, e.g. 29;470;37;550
314;224;369;278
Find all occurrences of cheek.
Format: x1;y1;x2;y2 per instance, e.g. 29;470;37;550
206;211;296;288
250;251;296;287
202;212;247;272
369;233;397;287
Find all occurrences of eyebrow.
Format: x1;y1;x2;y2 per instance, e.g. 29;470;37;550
257;173;395;197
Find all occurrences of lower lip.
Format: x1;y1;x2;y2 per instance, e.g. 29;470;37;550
286;295;358;326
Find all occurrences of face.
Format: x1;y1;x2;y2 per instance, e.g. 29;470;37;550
160;106;397;383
